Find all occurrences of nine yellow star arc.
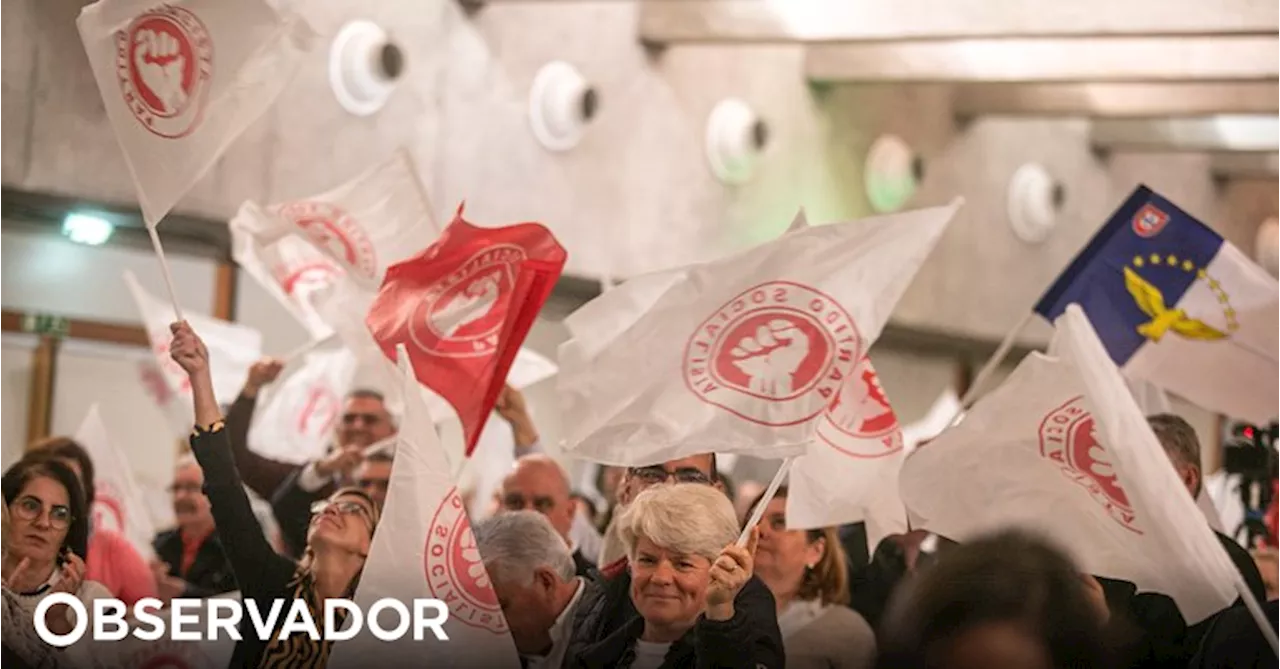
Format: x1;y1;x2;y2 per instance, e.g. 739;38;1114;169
1129;254;1239;334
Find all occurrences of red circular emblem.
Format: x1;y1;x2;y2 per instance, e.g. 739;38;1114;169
92;484;126;535
1038;396;1142;534
816;355;903;458
408;245;524;359
275;259;343;297
115;7;213;138
294;385;340;438
424;488;507;634
278;202;378;281
683;281;861;426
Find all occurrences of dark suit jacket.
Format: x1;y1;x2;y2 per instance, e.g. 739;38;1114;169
152;528;237;597
572;548;599;581
1189;599;1278;669
270;466;338;560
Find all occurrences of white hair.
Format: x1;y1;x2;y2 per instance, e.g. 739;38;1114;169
616;483;738;562
472;511;576;585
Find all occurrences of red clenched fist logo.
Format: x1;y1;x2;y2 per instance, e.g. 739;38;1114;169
816;355;903;458
727;320;811;397
295;385;340;438
116;7;212;138
410;245;525;359
424;488;507;634
1039;396;1141;534
684;281;861;426
279;202;378;281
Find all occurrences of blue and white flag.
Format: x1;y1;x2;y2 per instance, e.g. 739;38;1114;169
1035;186;1278;424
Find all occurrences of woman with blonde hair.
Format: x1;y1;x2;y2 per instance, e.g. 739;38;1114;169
750;486;876;669
169;321;381;668
569;483;782;669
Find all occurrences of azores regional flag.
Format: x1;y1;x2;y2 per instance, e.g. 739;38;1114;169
1035;185;1278;425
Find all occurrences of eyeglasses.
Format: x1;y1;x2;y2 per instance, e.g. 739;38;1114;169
10;496;73;529
167;483;203;495
628;466;713;486
341;412;384;426
502;493;556;513
310;500;374;528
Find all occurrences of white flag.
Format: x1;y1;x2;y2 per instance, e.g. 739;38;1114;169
124;270;263;404
902;388;963;453
787;355;907;551
235;233;344;339
901;305;1239;623
330;356;521;668
76;0;314;225
247;347;358;465
230;150;436;328
558;200;961;466
74;405;156;559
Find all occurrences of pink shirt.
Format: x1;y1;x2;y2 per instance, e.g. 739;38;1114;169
84;528;158;606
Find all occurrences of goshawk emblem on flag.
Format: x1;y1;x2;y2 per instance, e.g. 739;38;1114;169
424;488;507;634
278;202;378;281
116;7;213;138
816;355;903;457
683;281;860;426
1038;397;1141;534
410;245;523;359
1124;257;1237;343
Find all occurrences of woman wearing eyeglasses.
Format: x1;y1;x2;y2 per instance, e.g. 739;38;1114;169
0;491;77;669
168;320;381;668
2;456;108;667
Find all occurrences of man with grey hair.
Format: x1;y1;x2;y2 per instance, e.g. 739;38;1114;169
472;511;591;669
1147;414;1266;606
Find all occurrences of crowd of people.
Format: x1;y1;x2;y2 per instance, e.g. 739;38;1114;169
0;320;1275;668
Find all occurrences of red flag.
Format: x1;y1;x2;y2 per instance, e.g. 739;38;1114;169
366;204;567;455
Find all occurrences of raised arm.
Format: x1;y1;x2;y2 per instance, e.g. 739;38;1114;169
224;358;300;499
169;322;294;597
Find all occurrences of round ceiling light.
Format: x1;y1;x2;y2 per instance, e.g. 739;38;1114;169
1006;163;1064;244
705;98;768;186
529;61;597;152
329;21;403;117
863;134;921;214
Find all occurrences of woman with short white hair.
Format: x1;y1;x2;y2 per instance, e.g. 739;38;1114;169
568;483;775;669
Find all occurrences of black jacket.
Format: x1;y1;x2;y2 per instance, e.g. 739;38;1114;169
152;527;237;598
572;549;600;581
568;559;784;669
269;467;335;560
1188;599;1278;669
1097;577;1188;669
192;428;306;668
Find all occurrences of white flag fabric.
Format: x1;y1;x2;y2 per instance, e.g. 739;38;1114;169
230;150;436;325
1127;377;1173;416
901;388;963;453
559;200;961;466
330;361;521;668
787;355;908;551
74;405;156;559
235;234;344;339
900;305;1238;623
247;347;358;465
77;0;314;225
124;270;263;404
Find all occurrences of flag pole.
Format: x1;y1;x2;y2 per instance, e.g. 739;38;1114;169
946;311;1035;426
737;456;794;546
1234;575;1280;655
145;224;185;321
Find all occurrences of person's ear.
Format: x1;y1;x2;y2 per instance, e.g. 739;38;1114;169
534;567;557;594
